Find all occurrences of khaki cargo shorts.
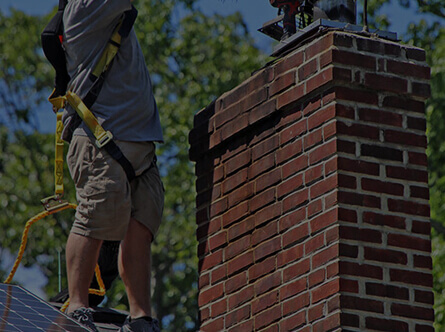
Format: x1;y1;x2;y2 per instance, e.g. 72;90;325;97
67;135;164;241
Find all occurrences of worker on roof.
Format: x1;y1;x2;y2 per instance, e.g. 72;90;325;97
61;0;164;331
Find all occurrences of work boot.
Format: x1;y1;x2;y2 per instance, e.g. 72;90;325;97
68;307;99;332
119;316;161;332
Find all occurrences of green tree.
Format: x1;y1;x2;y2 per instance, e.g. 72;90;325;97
0;1;264;330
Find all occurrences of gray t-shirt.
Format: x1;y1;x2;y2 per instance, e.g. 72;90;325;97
62;0;163;143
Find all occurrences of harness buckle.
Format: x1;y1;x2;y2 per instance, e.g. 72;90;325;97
41;195;69;212
95;130;114;148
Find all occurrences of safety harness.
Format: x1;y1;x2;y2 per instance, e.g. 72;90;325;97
41;0;138;182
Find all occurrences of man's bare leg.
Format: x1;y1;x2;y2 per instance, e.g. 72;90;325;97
66;232;103;314
119;217;153;318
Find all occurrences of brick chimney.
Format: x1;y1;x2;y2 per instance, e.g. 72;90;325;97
189;31;433;331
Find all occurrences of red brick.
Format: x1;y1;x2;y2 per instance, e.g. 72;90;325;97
366;317;409;332
280;277;306;301
365;282;409;300
198;282;224;306
225;271;247;294
283;292;310;316
304;128;323;150
280;311;306;331
388;198;430;217
252;220;278;246
254;236;281;262
283;188;309;213
211;297;227;318
282;154;308;179
201;317;224;332
254;202;282;228
308;269;325;287
386;166;428;183
308;301;324;322
340;278;359;293
310;208;337;235
222;201;249;228
414;254;432;269
340;225;382;244
363;211;406;229
270;71;296;96
226;304;251;328
339;243;358;258
225;150;251;175
222;168;248;195
200;249;223;272
211;265;227;284
256;168;281;193
415;289;434;305
208;231;227;251
307;199;323;218
228;285;254;310
228;319;254;332
228;251;253;276
383;95;425;113
280;118;307;145
248;153;275;179
309;139;336;165
252;134;279;161
305;233;325;253
412;82;431;99
228;183;254;208
306;67;334;94
277;84;305;110
221;114;248;141
365;73;408;94
250;188;275;213
249;99;277;125
306;33;334;59
298;58;317;80
310;174;338;199
387;233;431;252
361;178;404;196
277;174;304;198
283;258;310;283
364;247;407;265
323;120;337;140
338;173;356;189
313;313;341;332
254;304;282;330
252;290;279;315
385;129;427;148
409;152;428;167
391;303;434;321
338;190;381;208
341;294;384;313
339;261;383;280
249;255;276;282
228;216;255;241
335;86;379;105
277;139;303;164
359;107;403;127
331;48;376;69
312;244;338;269
303;98;322;116
254;271;282;296
407;116;427;131
275;50;304;76
226;235;251;260
412;220;431;235
278;243;305;267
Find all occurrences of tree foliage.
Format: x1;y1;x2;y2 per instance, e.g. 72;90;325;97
0;1;264;330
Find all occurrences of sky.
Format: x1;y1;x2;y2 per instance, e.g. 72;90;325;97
0;0;442;299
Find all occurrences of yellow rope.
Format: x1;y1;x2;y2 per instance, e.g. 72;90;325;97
4;203;107;313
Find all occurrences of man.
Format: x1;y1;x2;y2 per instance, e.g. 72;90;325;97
61;0;164;331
